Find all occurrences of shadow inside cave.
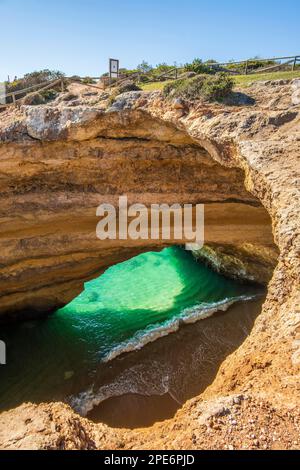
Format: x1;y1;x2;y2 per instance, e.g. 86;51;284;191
0;247;266;430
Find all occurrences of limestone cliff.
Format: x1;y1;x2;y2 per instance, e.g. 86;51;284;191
0;79;299;449
0;85;279;318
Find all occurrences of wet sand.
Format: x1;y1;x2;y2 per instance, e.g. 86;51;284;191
85;296;265;428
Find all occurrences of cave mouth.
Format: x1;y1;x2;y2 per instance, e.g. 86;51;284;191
0;245;265;428
0;118;277;427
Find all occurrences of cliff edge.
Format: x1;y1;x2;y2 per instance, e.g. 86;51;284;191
0;79;299;449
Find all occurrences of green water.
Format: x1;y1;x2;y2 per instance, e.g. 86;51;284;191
0;247;259;411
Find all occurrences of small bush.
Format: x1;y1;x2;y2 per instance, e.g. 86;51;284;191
119;68;136;75
163;79;186;97
137;61;153;74
82;77;94;84
117;81;142;94
246;59;277;70
184;58;215;75
138;75;151;83
6;69;64;93
40;89;58;101
163;73;234;103
201;73;234;101
107;94;116;107
69;75;81;81
225;58;277;73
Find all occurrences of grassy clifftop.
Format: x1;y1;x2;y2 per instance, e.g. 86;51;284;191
140;70;300;91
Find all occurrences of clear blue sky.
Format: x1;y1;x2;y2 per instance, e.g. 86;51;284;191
1;0;299;81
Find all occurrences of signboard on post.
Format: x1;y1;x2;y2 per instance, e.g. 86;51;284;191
109;58;119;80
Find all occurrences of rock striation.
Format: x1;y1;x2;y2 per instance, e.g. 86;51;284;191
0;85;281;318
0;79;299;449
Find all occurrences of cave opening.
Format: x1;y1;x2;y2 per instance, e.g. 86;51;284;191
0;118;279;429
0;245;267;428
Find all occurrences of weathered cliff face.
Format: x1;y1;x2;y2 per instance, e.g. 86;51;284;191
0;99;277;318
0;79;299;449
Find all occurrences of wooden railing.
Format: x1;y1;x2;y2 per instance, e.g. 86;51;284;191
210;55;300;75
1;54;299;108
0;78;65;109
98;54;300;88
0;77;110;109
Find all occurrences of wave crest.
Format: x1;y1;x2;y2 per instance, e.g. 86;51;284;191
70;295;258;416
103;295;257;363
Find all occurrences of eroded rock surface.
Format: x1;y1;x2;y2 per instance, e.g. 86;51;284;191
1;394;300;450
0;84;280;317
0;79;299;449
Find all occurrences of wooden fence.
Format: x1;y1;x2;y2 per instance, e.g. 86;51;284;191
99;54;300;87
0;78;66;109
213;55;300;75
1;54;299;109
0;77;101;109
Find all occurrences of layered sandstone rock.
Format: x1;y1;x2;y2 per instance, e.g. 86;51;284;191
0;79;299;449
0;88;278;318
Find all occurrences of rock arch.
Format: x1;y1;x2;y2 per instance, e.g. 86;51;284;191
0;107;278;318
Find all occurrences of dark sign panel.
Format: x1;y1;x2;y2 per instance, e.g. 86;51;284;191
109;58;119;78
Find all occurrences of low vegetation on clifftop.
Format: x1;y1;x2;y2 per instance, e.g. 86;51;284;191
163;73;234;102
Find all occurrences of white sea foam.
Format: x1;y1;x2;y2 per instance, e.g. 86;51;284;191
102;295;257;363
70;361;170;416
70;294;258;416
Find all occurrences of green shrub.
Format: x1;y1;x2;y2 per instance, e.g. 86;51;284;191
137;61;153;74
138;74;151;83
184;58;215;75
163;73;234;102
246;59;277;71
152;63;175;78
201;73;234;101
163;79;186;97
82;76;95;84
40;89;58;101
107;94;116;107
225;58;277;73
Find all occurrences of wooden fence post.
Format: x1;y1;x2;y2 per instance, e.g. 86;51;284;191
245;61;249;75
292;56;297;71
12;93;16;106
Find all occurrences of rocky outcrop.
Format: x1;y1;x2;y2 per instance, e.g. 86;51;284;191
192;243;277;285
0;79;299;449
1;394;300;450
0;88;278;318
0;402;98;450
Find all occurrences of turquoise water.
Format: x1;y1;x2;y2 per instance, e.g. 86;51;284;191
0;247;259;412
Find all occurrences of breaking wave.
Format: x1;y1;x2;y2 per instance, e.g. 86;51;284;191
70;295;258;416
102;295;256;363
